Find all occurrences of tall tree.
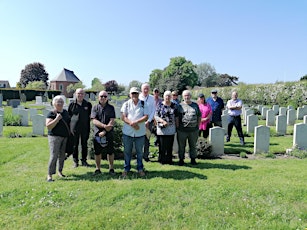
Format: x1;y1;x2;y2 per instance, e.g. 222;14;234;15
25;80;46;90
194;62;216;86
300;74;307;81
104;80;119;94
149;69;163;89
162;56;198;95
19;62;49;88
90;77;105;91
128;80;142;90
66;82;86;95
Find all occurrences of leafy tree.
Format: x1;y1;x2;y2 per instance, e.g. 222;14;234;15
25;80;46;90
117;84;126;94
128;80;142;90
66;82;86;95
149;69;163;89
19;62;49;88
300;74;307;81
90;77;105;91
217;74;239;86
161;56;198;95
104;80;118;94
194;62;216;86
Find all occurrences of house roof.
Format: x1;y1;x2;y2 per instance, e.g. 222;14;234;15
0;80;10;88
51;68;81;82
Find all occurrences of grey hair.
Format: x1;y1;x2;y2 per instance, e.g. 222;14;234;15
164;90;172;97
52;95;64;106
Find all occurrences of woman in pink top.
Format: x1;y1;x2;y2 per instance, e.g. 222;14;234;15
197;93;212;138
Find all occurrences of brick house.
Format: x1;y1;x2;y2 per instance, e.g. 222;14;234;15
49;68;81;97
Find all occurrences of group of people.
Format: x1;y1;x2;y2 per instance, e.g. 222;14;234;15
46;85;245;181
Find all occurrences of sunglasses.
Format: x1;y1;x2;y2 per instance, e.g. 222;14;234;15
100;95;108;98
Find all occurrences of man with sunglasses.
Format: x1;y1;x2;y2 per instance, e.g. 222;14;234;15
91;91;116;175
68;88;92;168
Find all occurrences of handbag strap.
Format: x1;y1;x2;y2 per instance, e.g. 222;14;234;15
54;110;70;135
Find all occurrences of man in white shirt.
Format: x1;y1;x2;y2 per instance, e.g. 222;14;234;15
139;83;155;161
121;87;149;177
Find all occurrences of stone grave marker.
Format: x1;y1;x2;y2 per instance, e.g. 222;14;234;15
304;115;307;124
279;107;287;116
8;99;20;108
244;109;254;126
293;123;307;149
297;107;304;120
29;108;38;121
287;109;296;125
247;114;258;134
276;115;287;135
0;115;3;136
261;107;268;120
221;114;229;134
0;94;3;107
19;109;29;126
32;114;45;136
266;109;275;126
35;96;43;104
209;127;224;157
272;105;279;115
254;125;270;154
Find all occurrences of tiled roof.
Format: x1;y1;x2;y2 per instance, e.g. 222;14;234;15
51;68;81;82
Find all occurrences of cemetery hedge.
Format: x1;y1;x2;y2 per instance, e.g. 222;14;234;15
0;88;61;101
194;81;307;109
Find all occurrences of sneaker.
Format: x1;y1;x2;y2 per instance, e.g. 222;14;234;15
138;170;145;177
178;159;184;166
191;158;197;165
73;162;79;168
93;169;101;175
58;173;66;178
240;139;245;146
109;169;115;175
81;161;89;167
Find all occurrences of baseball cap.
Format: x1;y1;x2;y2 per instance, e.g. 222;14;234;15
211;89;218;93
198;93;205;98
130;87;139;94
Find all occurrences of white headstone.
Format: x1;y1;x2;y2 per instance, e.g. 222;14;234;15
254;125;270;154
222;109;228;115
0;115;3;136
115;107;121;119
209;127;224;157
35;96;43;104
221;114;229;134
244;109;254;126
19;109;29;126
266;109;275;126
304;115;307;124
297;107;304;120
293;123;307;149
272;105;279;115
0;108;4;116
12;108;19;115
279;107;287;116
43;109;52;118
29;108;38;121
247;114;258;134
287;105;293;110
287;109;296;126
276;115;287;135
261;107;268;120
0;94;3;107
32;114;45;136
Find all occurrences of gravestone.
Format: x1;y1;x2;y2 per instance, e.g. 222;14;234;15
293;123;307;149
247;114;258;134
19;109;29;126
32;114;45;136
221;114;229;134
304;115;307;124
266;109;275;126
35;96;43;104
287;109;296;126
0;94;3;107
8;99;21;108
244;109;254;126
287;105;293;110
261;107;268;120
29;108;38;121
303;105;307;115
20;93;27;103
276;115;287;135
17;105;25;109
43;109;52;118
12;108;19;115
254;125;270;153
297;107;304;120
222;109;228;115
258;105;263;113
68;98;75;104
115;107;121;119
209;127;224;157
0;108;4;116
0;115;3;136
84;93;89;101
279;107;287;116
272;105;279;115
90;93;96;101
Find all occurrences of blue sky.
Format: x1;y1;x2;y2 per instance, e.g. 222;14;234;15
1;0;306;88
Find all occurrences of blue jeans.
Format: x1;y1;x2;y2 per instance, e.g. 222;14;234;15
123;134;145;172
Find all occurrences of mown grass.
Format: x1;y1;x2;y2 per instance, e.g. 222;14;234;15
0;136;306;229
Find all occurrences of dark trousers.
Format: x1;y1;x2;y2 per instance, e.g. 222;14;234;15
158;135;174;164
144;121;154;159
227;115;244;139
199;129;209;138
73;131;89;162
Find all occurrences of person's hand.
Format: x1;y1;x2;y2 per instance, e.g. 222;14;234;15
99;131;106;137
55;113;62;121
104;124;113;132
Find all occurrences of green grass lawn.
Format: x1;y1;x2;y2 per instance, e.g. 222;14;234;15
0;136;306;229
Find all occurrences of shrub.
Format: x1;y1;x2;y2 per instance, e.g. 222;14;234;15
4;113;21;126
196;138;212;159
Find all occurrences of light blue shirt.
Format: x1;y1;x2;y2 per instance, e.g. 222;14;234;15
121;99;149;137
226;99;243;116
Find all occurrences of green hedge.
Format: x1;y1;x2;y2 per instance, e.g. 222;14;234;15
0;89;61;101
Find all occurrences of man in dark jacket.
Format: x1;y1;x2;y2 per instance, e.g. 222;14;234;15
68;88;92;167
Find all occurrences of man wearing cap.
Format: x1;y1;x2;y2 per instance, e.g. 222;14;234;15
139;83;155;161
121;87;149;177
206;89;224;128
171;91;180;105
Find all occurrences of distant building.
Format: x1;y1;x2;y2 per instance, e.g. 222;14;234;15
50;68;81;97
0;80;11;88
